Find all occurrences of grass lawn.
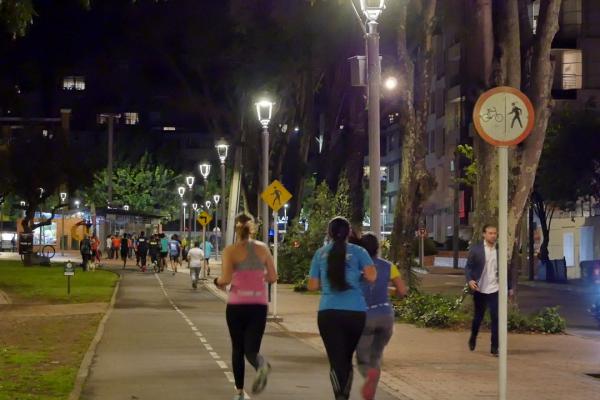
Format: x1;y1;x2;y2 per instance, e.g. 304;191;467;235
0;260;118;304
0;259;118;399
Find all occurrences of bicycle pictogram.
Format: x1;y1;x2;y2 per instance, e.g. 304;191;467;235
480;107;504;123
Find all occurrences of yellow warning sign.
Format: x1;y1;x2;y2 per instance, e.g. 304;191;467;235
197;211;212;227
261;180;292;212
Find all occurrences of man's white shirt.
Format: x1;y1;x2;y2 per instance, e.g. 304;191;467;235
478;242;499;294
187;247;204;269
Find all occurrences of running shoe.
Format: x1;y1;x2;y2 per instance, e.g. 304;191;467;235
252;362;271;394
361;368;380;400
192;281;197;289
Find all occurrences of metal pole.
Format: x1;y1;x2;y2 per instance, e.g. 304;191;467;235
194;212;197;235
0;207;4;252
419;234;424;268
188;191;192;243
215;206;220;261
272;209;279;317
221;162;226;257
453;152;461;269
61;213;65;256
68;275;71;295
202;224;206;278
528;198;534;281
107;116;114;206
183;205;186;234
366;19;382;240
261;126;269;245
498;146;509;400
180;205;183;236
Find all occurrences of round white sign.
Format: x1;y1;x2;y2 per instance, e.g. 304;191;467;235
473;86;534;146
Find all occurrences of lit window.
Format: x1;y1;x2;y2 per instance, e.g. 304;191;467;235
163;126;176;131
124;112;139;125
63;76;85;91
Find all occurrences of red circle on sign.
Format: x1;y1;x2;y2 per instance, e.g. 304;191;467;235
473;86;535;147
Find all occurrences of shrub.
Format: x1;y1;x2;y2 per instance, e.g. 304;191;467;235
394;292;468;328
531;306;566;334
411;237;438;257
293;276;309;292
278;176;351;283
443;237;469;251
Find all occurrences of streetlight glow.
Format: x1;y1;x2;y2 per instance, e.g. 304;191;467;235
384;76;398;90
186;175;195;189
213;194;220;205
216;139;229;163
124;205;129;211
360;0;386;21
205;201;211;209
60;192;67;202
256;100;274;128
199;163;211;179
178;186;185;198
74;200;80;209
192;203;198;211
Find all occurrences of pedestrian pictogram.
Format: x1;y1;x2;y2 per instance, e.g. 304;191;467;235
261;180;292;212
473;86;534;147
197;211;212;227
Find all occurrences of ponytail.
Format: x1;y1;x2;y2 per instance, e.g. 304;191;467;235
327;217;351;291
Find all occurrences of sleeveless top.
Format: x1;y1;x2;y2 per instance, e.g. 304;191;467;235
361;257;394;316
228;240;268;305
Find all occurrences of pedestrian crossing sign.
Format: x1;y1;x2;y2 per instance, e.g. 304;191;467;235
261;180;292;212
197;211;212;227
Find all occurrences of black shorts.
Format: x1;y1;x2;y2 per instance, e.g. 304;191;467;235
204;258;210;264
170;253;179;261
160;252;168;258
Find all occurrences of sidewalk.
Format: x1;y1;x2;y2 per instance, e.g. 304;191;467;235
203;261;600;400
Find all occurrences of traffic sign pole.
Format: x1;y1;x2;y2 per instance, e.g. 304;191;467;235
473;86;534;400
272;209;279;318
498;146;509;400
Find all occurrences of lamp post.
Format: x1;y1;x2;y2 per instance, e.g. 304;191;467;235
192;203;198;235
216;139;229;247
60;192;67;256
199;163;211;194
186;176;195;242
203;200;211;265
382;204;387;236
256;100;274;245
213;194;221;260
182;202;188;238
360;0;385;240
284;203;289;223
178;186;185;236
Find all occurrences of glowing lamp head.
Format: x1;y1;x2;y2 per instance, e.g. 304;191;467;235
124;205;129;211
178;186;185;198
256;100;274;128
60;192;67;202
186;176;195;189
213;194;220;205
192;203;198;211
199;163;211;179
205;201;211;209
384;76;398;91
360;0;386;21
216;140;229;163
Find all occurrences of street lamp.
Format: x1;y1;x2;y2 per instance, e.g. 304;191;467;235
124;205;129;211
205;200;211;210
256;99;274;244
360;0;385;240
212;194;221;260
192;203;198;234
60;193;67;255
216;139;229;245
74;200;80;209
284;203;289;222
186;176;195;242
199;162;211;202
384;76;398;91
178;186;185;234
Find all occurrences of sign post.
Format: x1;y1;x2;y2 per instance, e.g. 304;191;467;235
261;180;292;321
64;261;75;295
197;211;212;279
418;228;427;268
473;86;534;400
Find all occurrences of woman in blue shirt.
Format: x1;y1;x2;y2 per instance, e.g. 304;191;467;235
308;217;376;400
356;232;407;400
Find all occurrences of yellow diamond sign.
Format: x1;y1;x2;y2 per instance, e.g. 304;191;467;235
261;180;292;212
197;211;212;227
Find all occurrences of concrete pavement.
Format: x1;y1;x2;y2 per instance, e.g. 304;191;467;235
80;264;400;400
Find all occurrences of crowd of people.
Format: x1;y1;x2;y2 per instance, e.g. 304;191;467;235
78;231;217;274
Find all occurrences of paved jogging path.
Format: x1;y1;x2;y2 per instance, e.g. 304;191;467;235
80;267;400;400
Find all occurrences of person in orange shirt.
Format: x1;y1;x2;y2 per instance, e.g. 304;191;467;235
112;235;121;259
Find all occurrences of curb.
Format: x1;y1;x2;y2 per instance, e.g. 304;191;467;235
68;271;122;400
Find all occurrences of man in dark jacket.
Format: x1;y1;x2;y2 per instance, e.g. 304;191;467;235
465;224;513;356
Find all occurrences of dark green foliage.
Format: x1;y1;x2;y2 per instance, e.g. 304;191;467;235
279;177;350;284
412;237;439;256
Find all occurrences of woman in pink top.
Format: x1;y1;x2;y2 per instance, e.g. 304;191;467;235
215;213;277;400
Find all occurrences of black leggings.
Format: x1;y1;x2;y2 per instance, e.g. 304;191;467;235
318;310;366;399
226;304;268;390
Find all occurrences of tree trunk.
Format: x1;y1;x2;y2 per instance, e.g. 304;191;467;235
390;0;437;268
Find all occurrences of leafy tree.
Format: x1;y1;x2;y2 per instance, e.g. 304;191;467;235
279;175;351;283
82;153;182;218
533;107;600;263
